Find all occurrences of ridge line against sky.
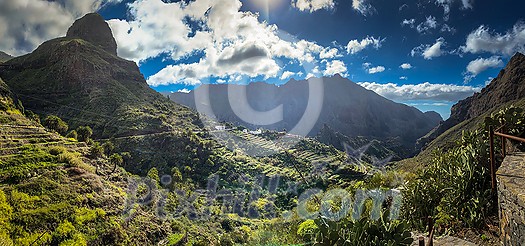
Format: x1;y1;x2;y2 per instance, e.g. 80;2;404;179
1;0;525;118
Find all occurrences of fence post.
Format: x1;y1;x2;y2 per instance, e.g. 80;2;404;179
501;126;506;157
489;126;497;193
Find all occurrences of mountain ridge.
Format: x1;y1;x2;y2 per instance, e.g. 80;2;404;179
168;74;442;157
417;52;525;151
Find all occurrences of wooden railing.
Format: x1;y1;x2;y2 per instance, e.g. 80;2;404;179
489;125;525;192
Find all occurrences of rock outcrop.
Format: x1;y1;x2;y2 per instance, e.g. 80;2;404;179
66;13;118;55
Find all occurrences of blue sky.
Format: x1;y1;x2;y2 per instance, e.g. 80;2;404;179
2;0;525;118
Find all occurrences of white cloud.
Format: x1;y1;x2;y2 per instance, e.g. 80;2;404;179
400;63;413;69
466;56;503;76
434;0;473;21
177;88;191;93
411;37;446;60
0;0;120;56
400;76;408;80
464;56;503;82
357;82;481;101
292;0;335;12
401;19;415;28
416;16;437;34
462;23;525;56
440;24;456;33
319;47;340;59
367;66;385;74
280;71;295;80
324;60;347;76
346;36;384;54
352;0;374;15
109;0;331;86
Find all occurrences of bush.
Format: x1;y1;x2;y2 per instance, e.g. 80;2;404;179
49;146;67;156
76;126;93;142
297;219;318;241
90;143;104;159
66;130;78;140
43;115;68;135
57;152;84;168
102;141;115;156
313;212;412;246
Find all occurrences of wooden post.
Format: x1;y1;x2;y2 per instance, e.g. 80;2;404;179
418;236;425;246
501;126;506;157
427;216;434;246
489;126;497;193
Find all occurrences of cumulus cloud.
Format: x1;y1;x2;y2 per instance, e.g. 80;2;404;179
352;0;374;15
466;56;503;76
292;0;335;12
400;63;413;69
0;0;120;56
346;36;384;54
462;23;525;56
363;63;385;74
464;56;503;82
280;71;295;80
368;66;385;74
357;82;481;101
319;47;340;59
411;38;446;60
324;60;347;76
110;0;332;86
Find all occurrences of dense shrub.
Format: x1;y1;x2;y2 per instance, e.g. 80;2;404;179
312;212;412;246
76;126;93;142
43;115;68;135
402;106;525;233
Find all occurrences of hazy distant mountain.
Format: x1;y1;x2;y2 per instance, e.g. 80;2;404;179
168;75;442;157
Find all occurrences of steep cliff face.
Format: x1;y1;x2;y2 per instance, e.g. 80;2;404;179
451;53;525;122
66;13;118;56
417;52;525;151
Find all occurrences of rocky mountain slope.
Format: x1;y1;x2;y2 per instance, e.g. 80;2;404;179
168;75;442;157
401;52;525;170
417;52;525;152
0;13;199;139
0;13;378;245
0;51;12;63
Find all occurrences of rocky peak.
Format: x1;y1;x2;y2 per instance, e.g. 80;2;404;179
66;13;117;55
450;52;525;122
416;52;525;151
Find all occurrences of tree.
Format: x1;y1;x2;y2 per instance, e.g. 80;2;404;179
102;141;114;156
76;126;93;142
66;130;78;140
90;142;104;159
43;115;68;135
110;153;123;173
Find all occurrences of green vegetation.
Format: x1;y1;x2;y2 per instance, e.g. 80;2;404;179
43;115;68;135
76;126;92;142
